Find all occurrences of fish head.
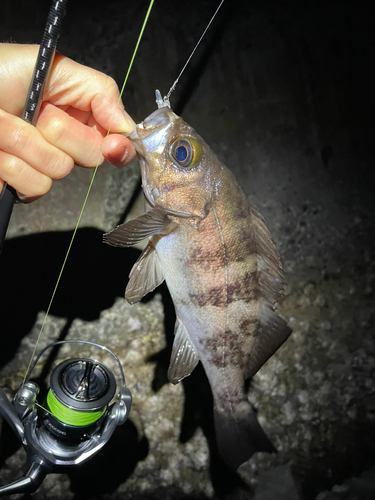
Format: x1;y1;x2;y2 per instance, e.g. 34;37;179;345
127;107;223;219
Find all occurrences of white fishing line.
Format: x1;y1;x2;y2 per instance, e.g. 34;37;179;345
165;0;225;101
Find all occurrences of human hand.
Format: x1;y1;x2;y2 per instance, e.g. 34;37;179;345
0;44;136;202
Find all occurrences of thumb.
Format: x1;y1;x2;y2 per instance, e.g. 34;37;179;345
91;90;136;134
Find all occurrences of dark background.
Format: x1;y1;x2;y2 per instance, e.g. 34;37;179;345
0;0;374;499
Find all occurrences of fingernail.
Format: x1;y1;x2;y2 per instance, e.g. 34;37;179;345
114;107;136;134
124;108;136;127
122;108;136;132
108;143;128;162
16;192;37;204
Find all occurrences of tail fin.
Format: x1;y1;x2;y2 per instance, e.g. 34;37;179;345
214;401;275;469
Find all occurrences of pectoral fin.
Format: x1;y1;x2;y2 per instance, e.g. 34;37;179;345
125;240;164;304
103;206;172;247
168;319;199;384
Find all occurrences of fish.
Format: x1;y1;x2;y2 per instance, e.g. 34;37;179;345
103;96;292;469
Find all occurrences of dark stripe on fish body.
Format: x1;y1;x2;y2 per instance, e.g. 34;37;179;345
188;236;258;268
199;328;256;371
188;270;262;307
226;271;263;303
239;317;259;331
188;286;226;307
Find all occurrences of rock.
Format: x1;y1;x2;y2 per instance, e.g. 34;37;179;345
253;465;301;500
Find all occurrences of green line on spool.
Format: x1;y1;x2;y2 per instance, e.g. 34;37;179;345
47;390;106;427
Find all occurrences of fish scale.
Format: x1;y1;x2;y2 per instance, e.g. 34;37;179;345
104;104;291;469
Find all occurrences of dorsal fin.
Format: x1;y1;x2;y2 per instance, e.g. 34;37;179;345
250;205;286;302
246;205;292;377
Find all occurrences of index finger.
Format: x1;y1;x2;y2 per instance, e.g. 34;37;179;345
46;53;136;134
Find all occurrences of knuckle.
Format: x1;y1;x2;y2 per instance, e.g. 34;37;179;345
105;75;118;92
0;113;33;156
26;174;52;198
0;152;52;198
0;109;11;132
99;74;119;99
95;69;116;89
2;155;18;177
44;117;66;145
9;125;30;154
49;154;74;180
36;176;52;196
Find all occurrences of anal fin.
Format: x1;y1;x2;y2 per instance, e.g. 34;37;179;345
168;319;200;384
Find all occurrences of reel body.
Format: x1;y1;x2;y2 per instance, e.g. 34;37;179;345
0;342;132;496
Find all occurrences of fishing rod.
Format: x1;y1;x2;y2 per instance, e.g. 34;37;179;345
0;0;68;255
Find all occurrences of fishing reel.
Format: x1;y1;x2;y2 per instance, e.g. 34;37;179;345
0;340;132;496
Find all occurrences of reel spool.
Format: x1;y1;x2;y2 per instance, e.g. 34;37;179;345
43;357;117;442
0;341;132;497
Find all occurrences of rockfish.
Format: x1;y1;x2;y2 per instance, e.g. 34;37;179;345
104;98;291;468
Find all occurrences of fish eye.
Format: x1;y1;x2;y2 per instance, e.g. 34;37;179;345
169;137;202;168
175;145;188;162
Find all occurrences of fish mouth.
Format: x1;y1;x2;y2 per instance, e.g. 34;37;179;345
127;107;179;207
127;107;178;156
126;107;181;207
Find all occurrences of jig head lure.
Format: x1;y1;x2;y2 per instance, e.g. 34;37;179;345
0;340;132;496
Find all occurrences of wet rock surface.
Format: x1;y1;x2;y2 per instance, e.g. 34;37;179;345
0;0;374;499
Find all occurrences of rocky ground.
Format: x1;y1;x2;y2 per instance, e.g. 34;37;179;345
0;0;374;499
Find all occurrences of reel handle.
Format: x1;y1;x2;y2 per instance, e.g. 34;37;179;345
0;462;49;497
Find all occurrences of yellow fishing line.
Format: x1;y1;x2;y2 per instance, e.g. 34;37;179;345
46;390;106;426
35;401;52;415
23;0;155;384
